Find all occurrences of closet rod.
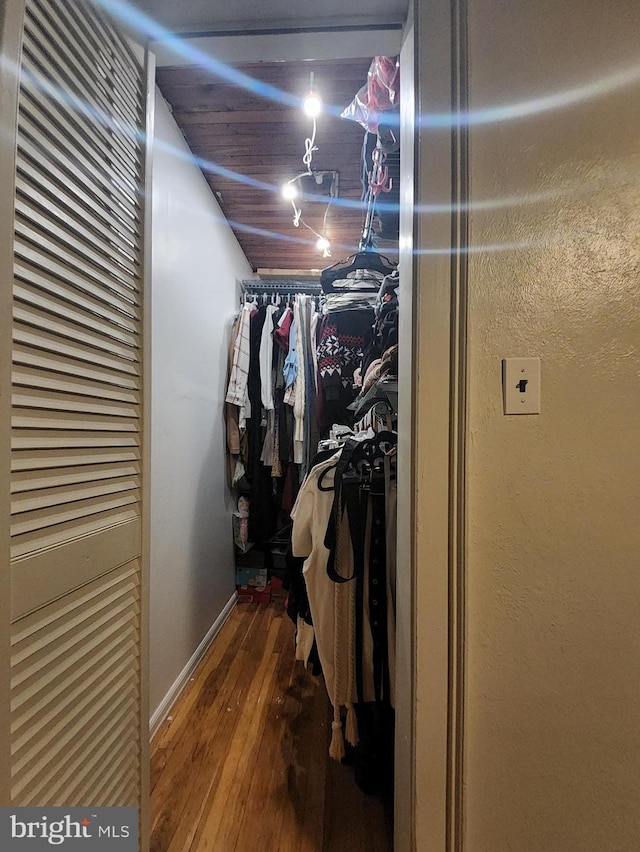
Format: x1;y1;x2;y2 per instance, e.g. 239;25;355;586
241;279;322;295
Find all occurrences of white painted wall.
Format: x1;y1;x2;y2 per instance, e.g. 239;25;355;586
149;93;253;718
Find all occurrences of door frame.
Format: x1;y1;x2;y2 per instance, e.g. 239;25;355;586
396;0;469;849
0;0;26;805
139;42;156;852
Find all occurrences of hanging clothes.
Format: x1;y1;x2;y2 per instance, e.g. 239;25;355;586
274;306;293;353
225;301;253;431
292;298;306;465
226;290;324;551
246;306;277;542
298;295;320;477
283;316;298;390
291;431;397;760
225;311;243;457
291;452;363;759
259;304;278;410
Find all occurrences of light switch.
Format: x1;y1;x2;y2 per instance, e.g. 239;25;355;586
502;357;541;414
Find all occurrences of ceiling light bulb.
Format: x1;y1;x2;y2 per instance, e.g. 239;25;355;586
282;182;298;201
303;93;322;117
316;236;331;252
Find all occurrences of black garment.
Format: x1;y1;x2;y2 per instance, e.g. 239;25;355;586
379;309;398;352
361;340;382;380
368;489;390;703
324;435;395;704
346;703;395;798
283;546;322;677
247;306;278;543
374;273;399;357
278;393;294;464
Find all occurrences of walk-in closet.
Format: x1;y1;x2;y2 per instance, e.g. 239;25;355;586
146;18;405;852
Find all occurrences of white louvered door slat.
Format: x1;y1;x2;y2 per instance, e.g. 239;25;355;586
12;389;140;418
16;150;141;250
12;370;139;403
12;461;141;491
13;307;139;361
8;0;148;814
18;65;139;196
15;165;140;262
14;221;139;301
15;237;140;310
15;197;139;285
10;561;140;806
12;334;138;380
22;10;141;168
15;192;139;279
12;448;141;473
16;122;140;240
43;0;143;117
13;348;141;390
30;0;143;139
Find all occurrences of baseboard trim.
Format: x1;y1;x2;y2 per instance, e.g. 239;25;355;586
149;591;237;740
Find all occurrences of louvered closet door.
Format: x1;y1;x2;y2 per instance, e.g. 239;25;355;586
8;0;149;809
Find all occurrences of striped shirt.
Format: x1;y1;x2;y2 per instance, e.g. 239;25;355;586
225;303;252;407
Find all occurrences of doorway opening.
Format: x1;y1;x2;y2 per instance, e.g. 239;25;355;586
146;13;412;848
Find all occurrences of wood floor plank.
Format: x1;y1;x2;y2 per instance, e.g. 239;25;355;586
152;607;245;751
295;679;331;852
323;759;367;852
150;607;249;791
149;607;254;791
162;606;273;852
150;596;393;852
191;611;283;852
151;606;269;849
232;608;300;852
264;659;314;851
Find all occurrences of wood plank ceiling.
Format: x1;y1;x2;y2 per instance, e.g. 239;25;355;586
156;58;374;272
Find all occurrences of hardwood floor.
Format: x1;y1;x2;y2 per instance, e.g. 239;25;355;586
150;594;393;852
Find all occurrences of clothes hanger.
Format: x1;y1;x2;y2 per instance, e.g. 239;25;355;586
341;435;397;491
322;432;398;584
320;250;397;293
369;146;394;196
316;430;397;492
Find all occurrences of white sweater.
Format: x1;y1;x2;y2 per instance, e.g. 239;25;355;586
292;454;384;757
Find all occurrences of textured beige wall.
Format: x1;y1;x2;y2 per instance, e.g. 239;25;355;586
464;1;640;849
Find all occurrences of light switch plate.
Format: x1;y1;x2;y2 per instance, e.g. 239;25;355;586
502;357;541;414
